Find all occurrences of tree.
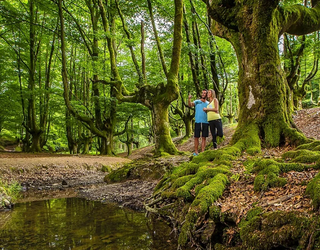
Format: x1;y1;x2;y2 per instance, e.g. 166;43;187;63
203;0;320;149
96;0;184;156
0;0;58;152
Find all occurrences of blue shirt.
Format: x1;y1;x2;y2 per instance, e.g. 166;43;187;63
194;99;209;123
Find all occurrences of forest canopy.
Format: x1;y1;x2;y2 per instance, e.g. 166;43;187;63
0;0;319;155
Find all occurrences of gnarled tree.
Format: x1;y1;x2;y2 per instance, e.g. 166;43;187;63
97;0;184;156
203;0;320;148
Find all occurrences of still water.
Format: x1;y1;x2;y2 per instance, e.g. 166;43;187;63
0;198;178;250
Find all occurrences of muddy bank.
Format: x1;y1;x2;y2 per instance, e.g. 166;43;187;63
0;153;130;190
0;152;189;211
78;180;158;210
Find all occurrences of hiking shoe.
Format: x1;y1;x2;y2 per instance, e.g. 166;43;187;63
213;142;218;149
193;152;199;156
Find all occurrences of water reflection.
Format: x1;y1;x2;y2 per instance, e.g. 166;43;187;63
0;198;177;249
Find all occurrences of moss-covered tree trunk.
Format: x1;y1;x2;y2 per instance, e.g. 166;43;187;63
152;102;178;156
97;0;183;156
229;26;294;147
205;0;320;148
26;0;42;153
184;117;192;138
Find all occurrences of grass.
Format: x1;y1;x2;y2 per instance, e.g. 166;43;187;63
0;179;21;204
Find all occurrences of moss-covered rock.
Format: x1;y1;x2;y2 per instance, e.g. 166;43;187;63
104;157;178;183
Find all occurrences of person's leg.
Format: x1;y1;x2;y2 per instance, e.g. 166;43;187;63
201;137;206;152
194;123;201;154
209;120;216;148
194;137;199;154
201;123;209;152
210;120;218;148
217;119;223;138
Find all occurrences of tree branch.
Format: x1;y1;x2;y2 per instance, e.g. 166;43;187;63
281;4;320;35
147;0;168;77
115;0;144;86
202;0;238;31
62;3;93;55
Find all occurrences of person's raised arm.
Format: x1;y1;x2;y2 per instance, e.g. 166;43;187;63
188;94;195;107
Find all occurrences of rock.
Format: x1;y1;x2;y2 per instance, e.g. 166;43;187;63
3;199;11;208
62;180;68;186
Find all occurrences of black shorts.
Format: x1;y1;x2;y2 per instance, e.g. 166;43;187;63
194;123;209;138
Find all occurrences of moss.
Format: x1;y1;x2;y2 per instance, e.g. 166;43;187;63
101;165;112;173
246;207;263;221
263;120;281;147
252;159;288;191
192;174;229;212
239;211;318;250
231;124;261;155
161;191;177;199
283;149;320;160
254;175;266;191
278;162;306;172
283;127;310;146
252;157;315;191
172;175;194;189
178;210;198;245
176;166;230;200
104;164;132;183
306;173;320;210
259;164;280;175
209;205;221;221
177;174;229;246
282;149;320;169
254;172;287;191
194;184;205;196
297;141;320;151
175;162;201;177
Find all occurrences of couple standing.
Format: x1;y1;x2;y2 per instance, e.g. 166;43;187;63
188;89;223;156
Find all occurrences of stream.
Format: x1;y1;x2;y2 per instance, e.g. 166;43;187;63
0;197;178;250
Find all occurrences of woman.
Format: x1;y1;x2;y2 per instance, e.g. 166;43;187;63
203;89;223;149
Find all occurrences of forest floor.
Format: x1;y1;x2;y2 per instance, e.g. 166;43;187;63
0;107;319;211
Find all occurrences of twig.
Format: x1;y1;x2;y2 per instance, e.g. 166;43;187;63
261;194;295;207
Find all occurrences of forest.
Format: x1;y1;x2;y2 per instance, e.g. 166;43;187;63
1;0;320;249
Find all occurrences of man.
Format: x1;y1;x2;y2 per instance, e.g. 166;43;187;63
188;89;209;156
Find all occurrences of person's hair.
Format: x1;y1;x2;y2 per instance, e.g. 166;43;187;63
201;89;208;99
208;89;216;99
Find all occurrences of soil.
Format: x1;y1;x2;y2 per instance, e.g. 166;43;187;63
0;107;319;211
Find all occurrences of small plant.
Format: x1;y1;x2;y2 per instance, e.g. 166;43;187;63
230;173;240;182
0;179;21;203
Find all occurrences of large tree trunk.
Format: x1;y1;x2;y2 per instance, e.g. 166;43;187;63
152;102;178;155
30;131;41;152
205;1;320;148
230;29;294;147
